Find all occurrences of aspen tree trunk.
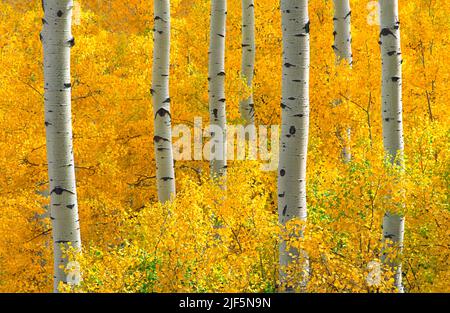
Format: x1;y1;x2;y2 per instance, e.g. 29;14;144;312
152;0;176;202
208;0;227;179
239;0;255;124
333;0;352;163
278;0;310;292
41;0;81;292
379;0;405;293
333;0;352;64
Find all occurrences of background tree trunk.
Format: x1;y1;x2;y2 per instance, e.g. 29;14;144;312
41;0;81;292
379;0;405;293
333;0;352;163
278;0;310;292
208;0;227;180
333;0;352;64
152;0;176;202
239;0;255;125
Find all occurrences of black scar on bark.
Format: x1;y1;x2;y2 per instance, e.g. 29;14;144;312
155;108;171;119
150;88;155;95
387;51;396;56
217;71;226;76
344;11;352;19
289;126;296;135
64;83;71;88
161;177;174;181
284;63;295;68
280;169;286;177
39;33;43;42
218;98;226;102
66;204;75;209
67;37;75;48
45;121;52;127
57;10;63;17
282;205;287;216
55;240;70;244
380;28;396;38
391;77;400;82
154;136;169;143
303;21;310;34
163;97;171;103
51;187;75;195
212;109;218;119
42;18;48;24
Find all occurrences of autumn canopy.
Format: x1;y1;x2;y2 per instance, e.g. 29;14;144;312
0;0;448;293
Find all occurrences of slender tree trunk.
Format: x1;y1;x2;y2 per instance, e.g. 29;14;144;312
152;0;176;202
379;0;405;293
278;0;310;292
239;0;255;124
208;0;227;179
333;0;352;64
41;0;81;292
333;0;352;163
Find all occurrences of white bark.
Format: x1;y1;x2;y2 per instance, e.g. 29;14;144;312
152;0;176;202
41;0;81;292
379;0;405;293
208;0;227;179
278;0;310;291
333;0;352;163
239;0;255;124
382;212;405;292
332;0;352;65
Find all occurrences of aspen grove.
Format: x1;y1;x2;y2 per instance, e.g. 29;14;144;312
0;0;448;293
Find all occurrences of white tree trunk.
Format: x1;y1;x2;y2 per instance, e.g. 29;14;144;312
41;0;81;292
278;0;310;291
379;0;405;293
333;0;352;64
239;0;255;124
333;0;352;163
152;0;176;202
208;0;227;179
382;213;405;292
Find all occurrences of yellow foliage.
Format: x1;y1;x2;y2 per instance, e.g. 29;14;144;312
0;0;448;292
